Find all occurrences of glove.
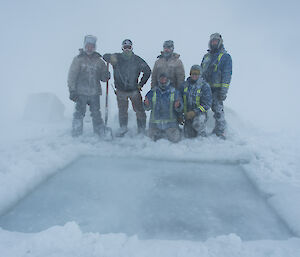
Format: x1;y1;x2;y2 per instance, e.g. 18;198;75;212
174;100;181;108
137;82;143;91
103;54;117;65
177;116;184;125
102;53;111;62
69;91;78;102
106;71;111;81
144;96;149;106
218;94;227;101
185;111;196;120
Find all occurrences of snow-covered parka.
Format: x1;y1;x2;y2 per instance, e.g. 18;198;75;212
103;52;151;92
68;49;110;96
200;47;232;96
151;52;185;89
179;77;212;115
144;82;183;130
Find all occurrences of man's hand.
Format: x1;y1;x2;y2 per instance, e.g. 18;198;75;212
174;100;181;108
185;111;196;120
103;54;110;63
144;96;150;106
218;94;227;101
69;91;78;102
137;82;143;92
103;71;111;82
177;116;184;125
103;54;117;65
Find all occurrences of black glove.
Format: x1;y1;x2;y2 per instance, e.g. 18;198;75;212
69;91;78;102
105;71;111;81
177;116;184;125
103;53;111;62
137;82;144;91
218;93;227;101
219;87;228;101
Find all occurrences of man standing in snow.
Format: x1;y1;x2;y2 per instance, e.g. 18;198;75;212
151;40;185;89
180;65;212;138
103;39;151;136
144;73;182;143
200;33;232;139
68;35;110;137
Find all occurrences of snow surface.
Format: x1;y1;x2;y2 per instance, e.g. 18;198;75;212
0;99;300;256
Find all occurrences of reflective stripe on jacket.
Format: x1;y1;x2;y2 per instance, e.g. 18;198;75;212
179;77;212;115
145;83;182;130
200;48;232;92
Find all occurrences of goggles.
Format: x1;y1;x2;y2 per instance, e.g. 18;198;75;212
123;45;132;50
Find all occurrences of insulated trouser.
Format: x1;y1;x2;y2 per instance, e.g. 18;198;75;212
148;127;181;143
72;95;104;137
116;90;146;130
211;90;226;135
184;113;208;138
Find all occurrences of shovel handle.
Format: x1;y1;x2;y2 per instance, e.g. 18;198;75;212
105;62;109;126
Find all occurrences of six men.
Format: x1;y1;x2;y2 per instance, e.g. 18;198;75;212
68;33;232;141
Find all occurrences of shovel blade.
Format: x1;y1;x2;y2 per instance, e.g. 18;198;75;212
103;126;113;141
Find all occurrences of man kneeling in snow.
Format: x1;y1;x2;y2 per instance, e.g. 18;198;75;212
144;73;182;143
180;65;212;138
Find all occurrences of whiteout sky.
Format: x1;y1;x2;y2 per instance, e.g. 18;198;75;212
0;0;299;133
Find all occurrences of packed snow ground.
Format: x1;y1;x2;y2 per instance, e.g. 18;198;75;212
0;98;300;257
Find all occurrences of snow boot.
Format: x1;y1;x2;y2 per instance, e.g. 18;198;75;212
72;118;83;137
115;126;128;137
137;126;146;135
212;127;226;140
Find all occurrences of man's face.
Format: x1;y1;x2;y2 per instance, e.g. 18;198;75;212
85;43;95;54
159;76;168;84
191;73;200;81
210;39;220;49
163;47;173;54
122;45;132;52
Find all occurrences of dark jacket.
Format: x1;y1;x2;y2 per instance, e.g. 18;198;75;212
179;77;212;115
68;49;110;96
200;47;232;96
144;82;183;130
103;52;151;92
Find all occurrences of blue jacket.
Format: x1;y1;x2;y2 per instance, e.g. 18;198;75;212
179;77;212;115
200;47;232;95
144;82;182;130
